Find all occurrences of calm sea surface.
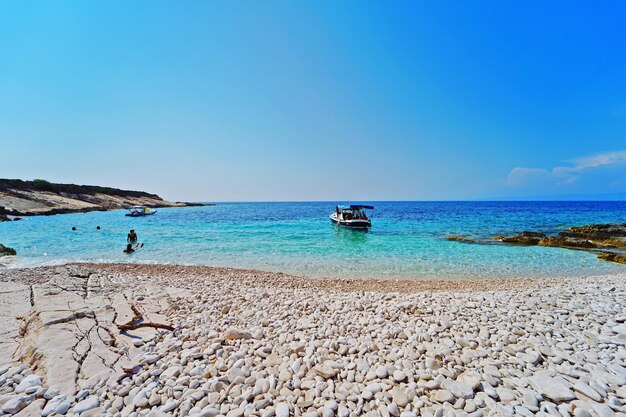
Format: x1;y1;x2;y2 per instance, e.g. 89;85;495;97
1;201;625;279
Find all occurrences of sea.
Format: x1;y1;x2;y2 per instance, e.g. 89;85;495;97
1;201;625;279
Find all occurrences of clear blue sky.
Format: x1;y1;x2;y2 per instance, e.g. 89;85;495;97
1;2;626;201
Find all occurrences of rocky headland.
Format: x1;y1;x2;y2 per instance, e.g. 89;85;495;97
447;223;626;265
0;179;207;218
0;263;624;417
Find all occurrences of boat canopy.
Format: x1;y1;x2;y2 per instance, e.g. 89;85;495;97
337;205;374;210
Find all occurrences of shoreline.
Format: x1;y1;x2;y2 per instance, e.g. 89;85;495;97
2;261;626;292
0;202;211;218
0;178;213;218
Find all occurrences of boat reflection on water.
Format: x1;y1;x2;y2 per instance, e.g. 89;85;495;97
333;224;369;243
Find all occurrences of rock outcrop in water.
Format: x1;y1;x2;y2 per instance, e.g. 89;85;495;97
538;236;599;249
0;244;16;256
448;223;626;266
496;231;546;245
597;251;626;265
445;235;477;243
0;178;208;216
568;223;626;240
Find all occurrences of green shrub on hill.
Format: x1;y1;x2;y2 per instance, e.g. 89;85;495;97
0;178;162;200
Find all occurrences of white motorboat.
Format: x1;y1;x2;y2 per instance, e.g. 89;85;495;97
330;205;373;228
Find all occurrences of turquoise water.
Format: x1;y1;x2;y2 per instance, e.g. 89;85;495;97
1;201;625;279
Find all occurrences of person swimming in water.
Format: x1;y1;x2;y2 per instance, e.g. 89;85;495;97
123;242;144;253
127;229;137;244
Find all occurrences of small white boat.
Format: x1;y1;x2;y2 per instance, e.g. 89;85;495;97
330;205;373;228
125;206;157;217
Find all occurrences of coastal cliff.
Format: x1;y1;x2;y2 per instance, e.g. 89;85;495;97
0;179;202;217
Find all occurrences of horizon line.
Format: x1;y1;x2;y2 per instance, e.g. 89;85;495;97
187;199;626;203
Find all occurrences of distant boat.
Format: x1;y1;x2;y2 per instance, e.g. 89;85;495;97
125;206;157;217
330;205;373;228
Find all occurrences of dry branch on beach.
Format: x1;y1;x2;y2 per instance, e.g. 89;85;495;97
116;304;174;332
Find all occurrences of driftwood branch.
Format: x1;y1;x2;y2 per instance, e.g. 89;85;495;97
130;304;142;321
118;322;174;331
117;304;174;332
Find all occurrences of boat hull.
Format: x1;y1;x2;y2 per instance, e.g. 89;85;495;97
329;214;371;228
125;210;157;217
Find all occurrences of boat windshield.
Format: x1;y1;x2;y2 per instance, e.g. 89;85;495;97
340;209;368;220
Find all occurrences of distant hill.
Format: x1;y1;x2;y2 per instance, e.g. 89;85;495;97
0;179;202;217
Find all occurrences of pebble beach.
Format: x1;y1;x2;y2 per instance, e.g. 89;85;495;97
0;263;624;417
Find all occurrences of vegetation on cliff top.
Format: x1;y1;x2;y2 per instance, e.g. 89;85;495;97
0;179;163;200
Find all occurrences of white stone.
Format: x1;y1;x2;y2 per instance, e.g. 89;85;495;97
528;373;575;402
160;401;179;412
590;402;615;417
391;388;409;407
276;403;290;417
320;407;333;417
15;374;41;393
42;395;67;417
442;380;474;399
224;328;252;340
393;370;407;382
313;364;338;379
74;396;100;413
434;390;454;403
573;381;603;402
338;404;350;417
574;408;592;417
2;396;29;414
457;372;481;390
367;382;382;394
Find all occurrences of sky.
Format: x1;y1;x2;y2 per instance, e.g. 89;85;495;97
1;2;626;202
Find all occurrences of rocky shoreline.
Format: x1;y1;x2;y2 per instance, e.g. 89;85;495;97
447;223;626;266
0;179;208;218
0;263;624;416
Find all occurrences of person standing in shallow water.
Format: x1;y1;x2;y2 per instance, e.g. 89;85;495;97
127;229;137;244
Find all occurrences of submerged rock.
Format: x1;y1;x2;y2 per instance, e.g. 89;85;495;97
446;236;478;243
538;236;599;249
498;231;545;245
597;251;626;265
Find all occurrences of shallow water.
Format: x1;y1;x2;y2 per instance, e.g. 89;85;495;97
1;201;625;279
